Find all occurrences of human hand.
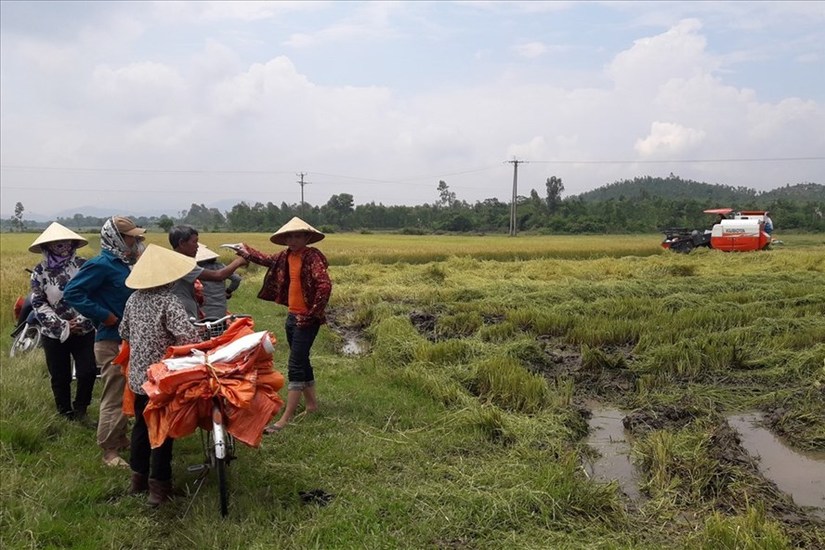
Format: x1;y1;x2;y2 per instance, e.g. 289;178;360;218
225;291;233;300
102;313;119;327
220;243;245;253
69;319;83;334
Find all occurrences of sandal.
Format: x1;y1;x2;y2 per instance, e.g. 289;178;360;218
263;424;283;435
103;454;129;468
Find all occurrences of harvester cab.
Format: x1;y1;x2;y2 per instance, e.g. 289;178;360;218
661;208;772;253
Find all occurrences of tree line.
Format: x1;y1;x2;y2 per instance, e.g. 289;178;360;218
5;177;824;234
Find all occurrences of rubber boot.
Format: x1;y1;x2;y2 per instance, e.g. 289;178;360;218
147;478;173;507
129;472;149;494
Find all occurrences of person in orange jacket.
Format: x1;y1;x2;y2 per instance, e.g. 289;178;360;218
235;217;331;433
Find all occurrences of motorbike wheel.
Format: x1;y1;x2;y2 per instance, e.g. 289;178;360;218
9;324;41;357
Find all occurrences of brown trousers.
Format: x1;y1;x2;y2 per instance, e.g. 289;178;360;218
94;340;130;451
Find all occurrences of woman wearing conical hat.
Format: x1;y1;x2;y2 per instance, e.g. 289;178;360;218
63;215;147;467
28;222;96;421
119;244;200;506
235;217;332;433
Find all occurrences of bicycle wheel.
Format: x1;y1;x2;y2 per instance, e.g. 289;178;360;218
10;324;41;357
212;404;229;517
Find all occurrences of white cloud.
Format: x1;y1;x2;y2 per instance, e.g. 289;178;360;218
608;19;715;91
91;62;187;121
151;0;322;23
5;37;78;73
1;3;823;217
634;122;706;156
513;41;547;59
208;56;312;116
129;115;196;148
283;1;400;48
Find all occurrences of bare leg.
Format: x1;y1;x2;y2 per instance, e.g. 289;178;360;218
303;385;317;413
273;389;302;429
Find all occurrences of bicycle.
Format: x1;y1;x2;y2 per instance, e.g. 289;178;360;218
186;313;250;518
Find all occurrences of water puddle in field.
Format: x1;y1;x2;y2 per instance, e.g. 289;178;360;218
583;406;643;502
341;335;367;356
728;413;825;516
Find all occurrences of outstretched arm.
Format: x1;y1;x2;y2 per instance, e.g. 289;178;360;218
198;256;248;282
235;244;277;268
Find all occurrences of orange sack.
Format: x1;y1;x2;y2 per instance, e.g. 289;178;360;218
141;318;284;449
114;341;135;417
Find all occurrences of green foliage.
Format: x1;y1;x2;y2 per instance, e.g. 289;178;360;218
4;179;825;234
689;506;790;550
637;428;703;503
368;316;427;367
465;357;551;414
478;320;520;343
436;311;483;338
415;339;479;365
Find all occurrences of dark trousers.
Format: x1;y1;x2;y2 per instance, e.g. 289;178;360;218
41;331;97;416
130;393;174;481
285;313;320;384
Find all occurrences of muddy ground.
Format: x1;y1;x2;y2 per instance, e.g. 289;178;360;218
327;307;824;545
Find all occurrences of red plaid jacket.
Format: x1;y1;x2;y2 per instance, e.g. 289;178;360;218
241;246;331;324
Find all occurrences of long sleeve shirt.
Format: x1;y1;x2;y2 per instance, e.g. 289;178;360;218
63;250;134;342
239;245;331;324
30;256;95;342
119;286;200;395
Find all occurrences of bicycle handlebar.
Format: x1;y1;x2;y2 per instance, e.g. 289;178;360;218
189;314;252;327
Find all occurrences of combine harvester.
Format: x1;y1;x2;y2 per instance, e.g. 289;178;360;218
661;209;772;254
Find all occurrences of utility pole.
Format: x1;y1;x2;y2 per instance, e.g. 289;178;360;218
297;172;310;217
506;158;526;236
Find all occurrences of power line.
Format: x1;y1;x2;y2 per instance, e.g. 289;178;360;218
529;156;825;165
0;164;506;191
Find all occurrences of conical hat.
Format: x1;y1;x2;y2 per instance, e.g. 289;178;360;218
195;244;219;263
29;222;88;253
270;217;325;245
126;244;196;289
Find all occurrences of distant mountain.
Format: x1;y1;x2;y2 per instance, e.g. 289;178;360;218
758;182;825;201
50;204;180;220
571;176;823;204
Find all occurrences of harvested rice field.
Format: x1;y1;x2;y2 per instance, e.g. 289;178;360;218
2;231;824;548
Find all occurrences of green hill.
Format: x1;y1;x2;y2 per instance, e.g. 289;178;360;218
572;175;823;205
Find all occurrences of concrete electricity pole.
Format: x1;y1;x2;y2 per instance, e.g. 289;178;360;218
297;172;310;216
506;158;526;236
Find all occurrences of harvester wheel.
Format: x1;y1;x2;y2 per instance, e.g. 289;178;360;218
673;240;694;254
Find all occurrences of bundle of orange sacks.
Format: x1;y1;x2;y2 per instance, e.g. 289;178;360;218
117;317;284;449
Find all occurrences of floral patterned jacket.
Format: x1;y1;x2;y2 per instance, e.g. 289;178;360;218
31;256;95;342
240;246;331;325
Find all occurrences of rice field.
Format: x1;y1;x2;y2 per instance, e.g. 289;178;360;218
1;231;823;548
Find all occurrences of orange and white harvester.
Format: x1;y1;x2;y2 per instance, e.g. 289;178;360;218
661;209;772;253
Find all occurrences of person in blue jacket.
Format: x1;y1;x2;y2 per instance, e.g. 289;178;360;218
763;212;774;235
63;216;146;467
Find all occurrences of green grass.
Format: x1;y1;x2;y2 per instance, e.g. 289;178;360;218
2;232;824;548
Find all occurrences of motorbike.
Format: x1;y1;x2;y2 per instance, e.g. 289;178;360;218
10;269;41;358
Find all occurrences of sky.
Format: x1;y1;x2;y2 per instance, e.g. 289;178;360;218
1;1;824;220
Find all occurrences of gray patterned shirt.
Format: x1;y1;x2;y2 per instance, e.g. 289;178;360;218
119;285;200;395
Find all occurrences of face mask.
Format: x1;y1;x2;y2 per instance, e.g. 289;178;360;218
46;240;74;257
127;240;146;264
